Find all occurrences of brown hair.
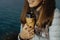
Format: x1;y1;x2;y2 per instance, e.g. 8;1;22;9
20;0;56;28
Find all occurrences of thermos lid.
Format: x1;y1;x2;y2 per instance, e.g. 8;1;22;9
26;8;35;18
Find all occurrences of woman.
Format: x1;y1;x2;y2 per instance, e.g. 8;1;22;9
18;0;56;40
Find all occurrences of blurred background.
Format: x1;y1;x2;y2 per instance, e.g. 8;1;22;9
0;0;60;40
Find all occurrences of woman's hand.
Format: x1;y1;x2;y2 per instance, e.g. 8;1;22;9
20;24;34;39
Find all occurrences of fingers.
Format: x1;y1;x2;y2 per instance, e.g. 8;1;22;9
28;29;34;38
21;24;35;39
23;24;34;31
25;24;34;38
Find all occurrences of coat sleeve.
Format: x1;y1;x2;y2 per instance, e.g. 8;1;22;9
49;8;60;40
18;24;23;40
20;24;23;32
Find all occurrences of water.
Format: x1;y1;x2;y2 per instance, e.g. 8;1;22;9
0;0;23;40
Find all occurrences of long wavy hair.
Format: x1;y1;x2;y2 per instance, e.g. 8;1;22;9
20;0;56;28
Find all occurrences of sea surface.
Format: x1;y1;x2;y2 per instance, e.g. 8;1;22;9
0;0;24;40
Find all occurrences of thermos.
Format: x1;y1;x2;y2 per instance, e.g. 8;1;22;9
26;8;36;28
